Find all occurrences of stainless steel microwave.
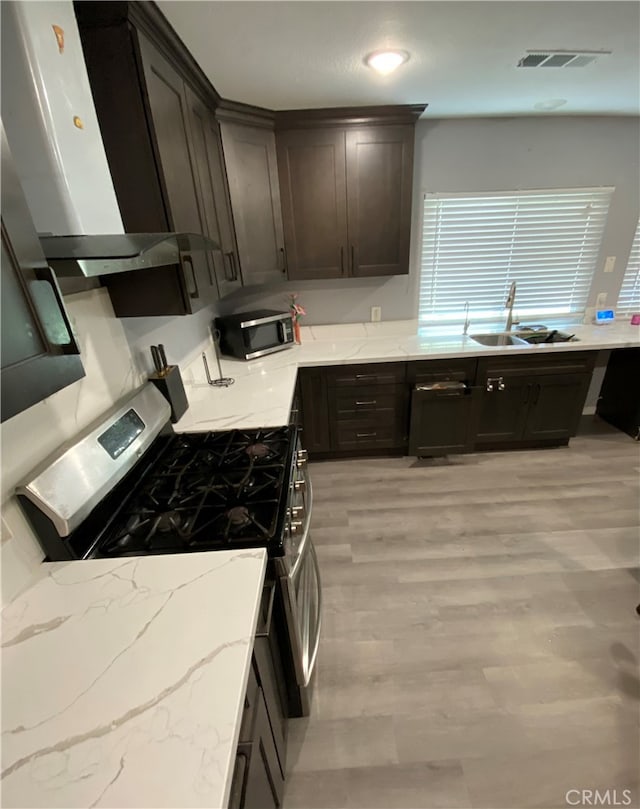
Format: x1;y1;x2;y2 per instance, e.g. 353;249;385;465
215;310;294;360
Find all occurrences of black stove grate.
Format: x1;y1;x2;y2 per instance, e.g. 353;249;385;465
96;426;295;557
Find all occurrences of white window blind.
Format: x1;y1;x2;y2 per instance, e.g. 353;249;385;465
419;188;613;325
617;220;640;314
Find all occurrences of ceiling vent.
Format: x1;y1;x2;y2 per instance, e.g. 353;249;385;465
517;50;610;68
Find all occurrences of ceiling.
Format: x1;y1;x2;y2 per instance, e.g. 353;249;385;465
157;1;640;117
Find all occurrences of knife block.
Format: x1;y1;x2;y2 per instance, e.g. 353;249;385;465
149;365;188;423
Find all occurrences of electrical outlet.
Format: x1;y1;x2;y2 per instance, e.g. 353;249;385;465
370;306;382;322
604;256;616;273
596;292;608;309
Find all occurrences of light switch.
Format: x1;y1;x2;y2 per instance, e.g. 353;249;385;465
604;256;616;273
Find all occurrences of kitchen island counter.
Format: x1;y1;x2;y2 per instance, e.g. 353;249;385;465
1;549;267;808
175;319;640;432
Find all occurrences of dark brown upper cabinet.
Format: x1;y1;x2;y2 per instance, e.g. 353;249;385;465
276;129;348;280
275;106;424;280
185;89;243;298
137;35;218;310
218;115;287;287
1;127;85;422
75;5;223;315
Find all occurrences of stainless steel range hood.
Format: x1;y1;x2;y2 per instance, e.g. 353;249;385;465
39;233;219;277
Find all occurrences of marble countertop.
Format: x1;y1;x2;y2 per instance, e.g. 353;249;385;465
1;549;267;809
174;319;640;432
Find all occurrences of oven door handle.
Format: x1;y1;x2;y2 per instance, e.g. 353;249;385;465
305;541;322;686
289;472;313;581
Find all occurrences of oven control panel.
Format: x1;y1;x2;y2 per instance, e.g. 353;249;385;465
97;409;145;459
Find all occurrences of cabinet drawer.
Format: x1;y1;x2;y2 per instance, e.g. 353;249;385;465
334;420;400;450
478;351;596;378
408;358;478;385
332;388;399;419
325;362;406;387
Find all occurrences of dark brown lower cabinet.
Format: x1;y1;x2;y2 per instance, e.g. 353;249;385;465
298;367;331;453
298;362;409;456
329;383;408;451
475;352;596;448
229;581;287;809
230;685;283;809
596;348;640;440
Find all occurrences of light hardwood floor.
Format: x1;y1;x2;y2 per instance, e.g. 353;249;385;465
284;417;640;809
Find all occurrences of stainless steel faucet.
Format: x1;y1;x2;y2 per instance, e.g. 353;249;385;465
504;281;517;332
462;301;471;335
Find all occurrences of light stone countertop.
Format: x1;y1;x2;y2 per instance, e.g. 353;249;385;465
175;319;640;432
1;549;267;809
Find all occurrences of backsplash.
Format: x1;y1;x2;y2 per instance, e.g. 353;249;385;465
0;289;144;605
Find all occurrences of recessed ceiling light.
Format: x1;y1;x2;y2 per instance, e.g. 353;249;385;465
365;50;410;76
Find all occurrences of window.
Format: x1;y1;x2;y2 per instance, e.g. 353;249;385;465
617;220;640;315
419;188;613;326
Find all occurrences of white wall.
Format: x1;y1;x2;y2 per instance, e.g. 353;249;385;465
228;116;640;324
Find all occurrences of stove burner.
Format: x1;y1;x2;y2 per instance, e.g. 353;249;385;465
227;505;251;527
155;510;184;533
245;443;271;459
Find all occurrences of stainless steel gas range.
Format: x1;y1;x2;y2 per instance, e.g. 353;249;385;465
16;384;321;716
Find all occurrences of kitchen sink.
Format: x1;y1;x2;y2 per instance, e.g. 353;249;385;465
469;333;530;347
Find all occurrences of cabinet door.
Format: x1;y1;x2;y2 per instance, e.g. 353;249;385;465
345;125;414;277
524;373;590;441
1;131;84;423
186;89;242;298
299;368;332;453
276;129;348;280
221;123;287;285
236;689;283;809
475;375;530;445
138;35;217;311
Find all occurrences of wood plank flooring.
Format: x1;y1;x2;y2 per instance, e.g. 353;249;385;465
283;417;640;809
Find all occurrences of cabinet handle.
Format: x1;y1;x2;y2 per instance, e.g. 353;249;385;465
356;400;377;406
486;379;495;392
356;432;377;438
228;752;248;809
340;246;345;276
351;244;355;275
181;252;199;299
31;266;80;355
280;246;288;276
355;373;376;380
230;251;241;282
522;384;531;404
497;377;506;391
207;254;216;287
255;581;276;638
223;252;234;282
